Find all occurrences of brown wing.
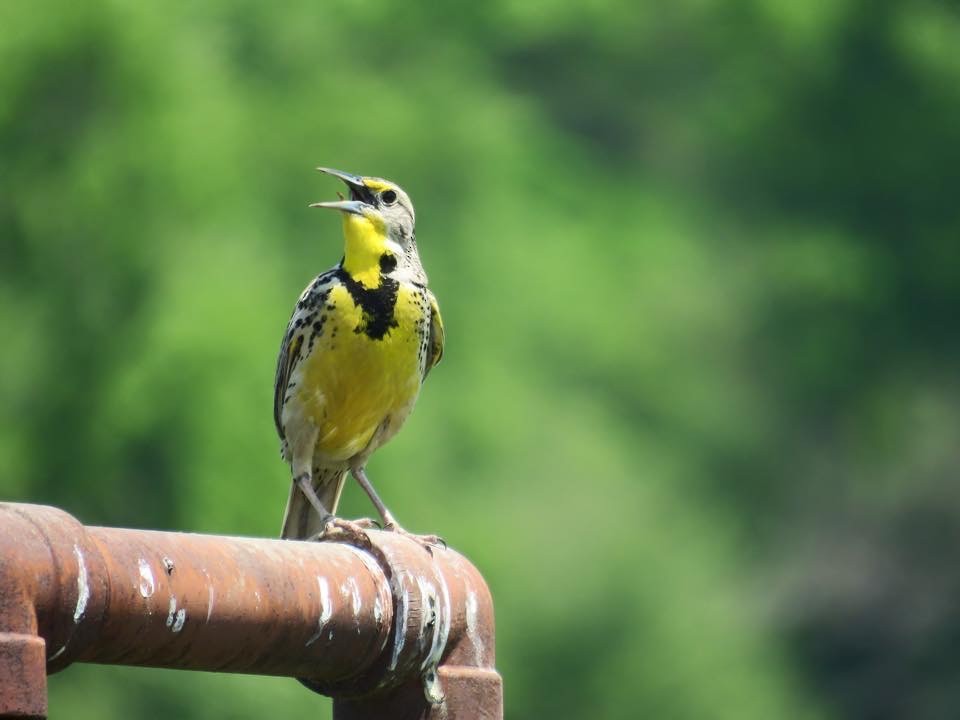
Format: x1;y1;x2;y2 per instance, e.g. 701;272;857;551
423;289;445;380
273;330;303;441
273;268;338;440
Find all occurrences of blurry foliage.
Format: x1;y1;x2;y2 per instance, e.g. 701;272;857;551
1;0;958;718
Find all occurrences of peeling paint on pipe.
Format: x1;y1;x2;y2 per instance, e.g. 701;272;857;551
0;502;501;720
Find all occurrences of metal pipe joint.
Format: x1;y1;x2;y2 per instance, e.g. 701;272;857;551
0;503;501;719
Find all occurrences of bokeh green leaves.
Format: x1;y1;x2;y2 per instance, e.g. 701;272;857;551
3;1;958;718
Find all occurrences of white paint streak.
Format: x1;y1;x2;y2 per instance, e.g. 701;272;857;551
465;590;483;667
415;577;434;639
73;545;89;623
415;572;451;706
138;558;155;598
346;577;362;618
206;586;216;623
423;667;446;705
306;577;333;646
388;581;411;671
350;545;388;583
341;544;391;642
374;594;384;625
421;573;452;673
165;596;187;633
48;645;66;662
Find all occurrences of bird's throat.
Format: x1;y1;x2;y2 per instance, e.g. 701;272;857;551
341;213;388;288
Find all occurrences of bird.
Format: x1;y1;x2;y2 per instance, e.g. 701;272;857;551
275;167;444;549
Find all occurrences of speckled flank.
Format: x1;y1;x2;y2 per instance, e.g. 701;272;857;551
297;271;336;313
274;270;337;442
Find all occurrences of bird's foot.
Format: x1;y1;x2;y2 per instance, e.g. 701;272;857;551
350;467;444;554
347;517;381;530
308;517;378;550
383;521;446;555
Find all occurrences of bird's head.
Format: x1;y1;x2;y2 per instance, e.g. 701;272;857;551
310;167;424;287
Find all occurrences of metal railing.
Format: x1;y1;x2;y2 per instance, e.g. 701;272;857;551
0;502;501;719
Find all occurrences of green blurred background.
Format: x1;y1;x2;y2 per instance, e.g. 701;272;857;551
2;1;959;717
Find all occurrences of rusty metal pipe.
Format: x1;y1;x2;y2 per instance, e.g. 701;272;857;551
0;503;501;719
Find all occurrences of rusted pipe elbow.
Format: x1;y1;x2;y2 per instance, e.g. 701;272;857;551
0;504;71;717
0;503;501;719
325;533;501;719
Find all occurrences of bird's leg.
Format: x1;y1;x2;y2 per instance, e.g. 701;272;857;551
351;466;445;553
295;473;375;549
295;473;334;526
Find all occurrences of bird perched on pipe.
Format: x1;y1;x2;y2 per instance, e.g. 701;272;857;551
275;168;444;549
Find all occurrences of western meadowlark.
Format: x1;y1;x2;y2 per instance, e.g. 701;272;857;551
275;168;444;548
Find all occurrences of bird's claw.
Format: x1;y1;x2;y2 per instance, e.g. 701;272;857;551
350;517;382;530
384;523;446;555
308;518;376;550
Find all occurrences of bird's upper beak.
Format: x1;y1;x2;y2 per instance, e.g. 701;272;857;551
310;167;375;215
316;167;365;188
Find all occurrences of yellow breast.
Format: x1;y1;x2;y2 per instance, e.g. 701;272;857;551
296;283;426;462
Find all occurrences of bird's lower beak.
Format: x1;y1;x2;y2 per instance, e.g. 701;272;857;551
308;199;368;215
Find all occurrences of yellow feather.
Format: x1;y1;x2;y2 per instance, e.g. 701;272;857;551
340;212;388;289
296;284;425;462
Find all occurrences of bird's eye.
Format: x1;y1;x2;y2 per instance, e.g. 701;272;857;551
380;189;398;206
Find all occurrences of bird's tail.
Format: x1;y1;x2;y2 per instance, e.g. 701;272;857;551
280;467;349;540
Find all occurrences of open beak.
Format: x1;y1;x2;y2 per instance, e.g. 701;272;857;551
308;199;368;215
313;167;376;211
